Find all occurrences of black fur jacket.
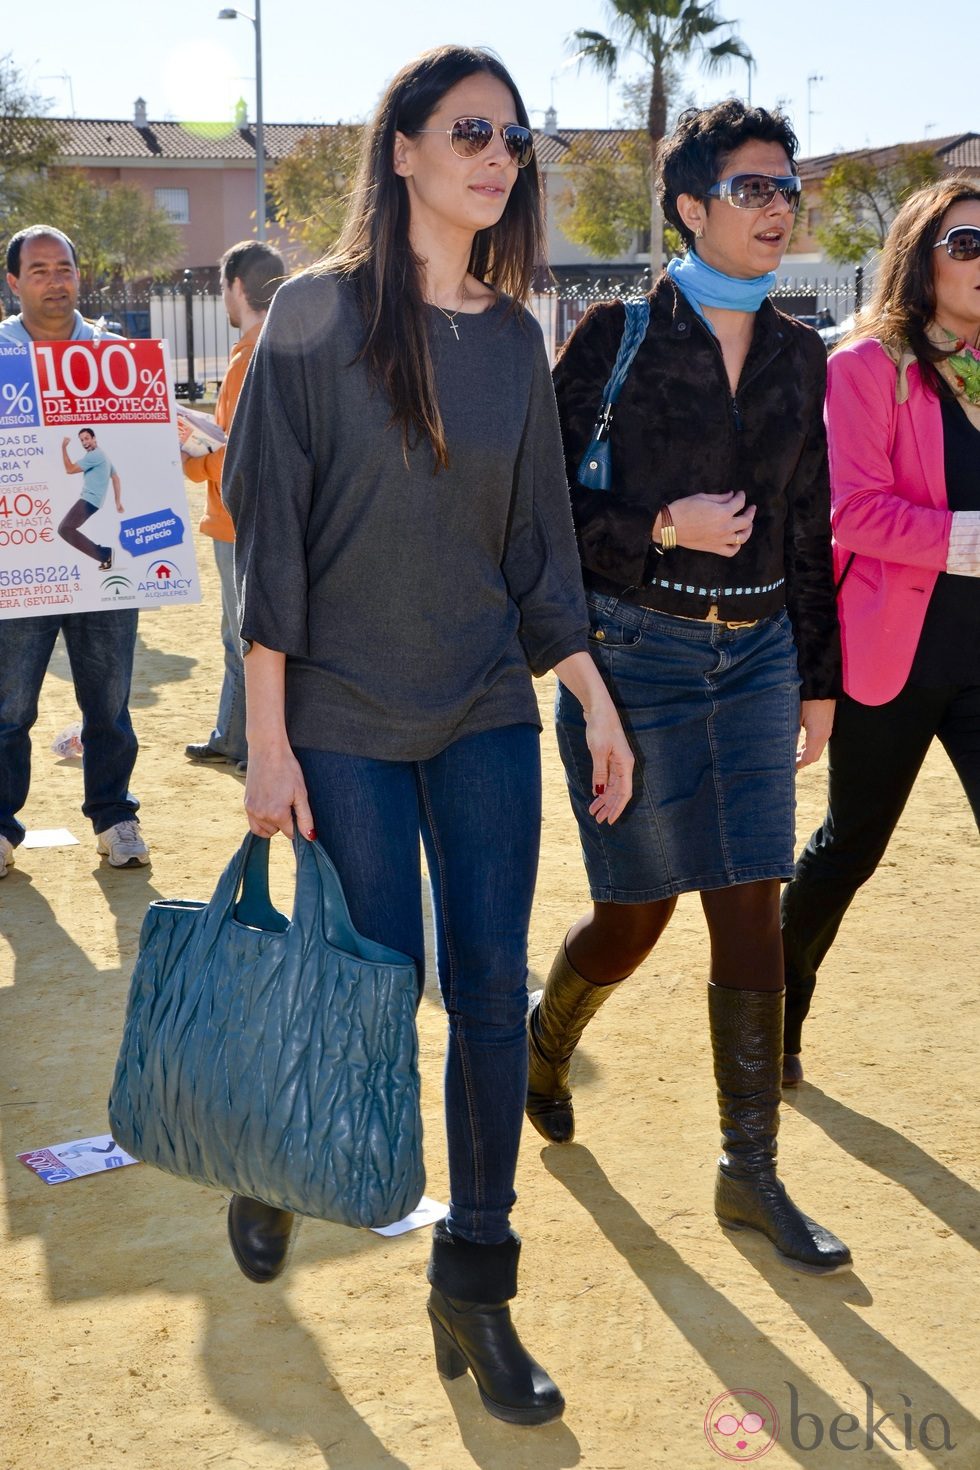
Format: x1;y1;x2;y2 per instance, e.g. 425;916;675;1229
552;275;842;699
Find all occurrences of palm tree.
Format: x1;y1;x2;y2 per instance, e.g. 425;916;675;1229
571;0;753;266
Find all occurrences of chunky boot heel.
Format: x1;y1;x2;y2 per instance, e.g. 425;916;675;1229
426;1222;564;1426
526;943;623;1143
428;1307;468;1379
708;984;851;1275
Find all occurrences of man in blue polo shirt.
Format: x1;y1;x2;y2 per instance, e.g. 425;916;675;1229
0;225;149;873
59;428;124;568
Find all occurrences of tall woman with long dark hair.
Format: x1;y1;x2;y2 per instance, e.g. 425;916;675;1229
781;179;980;1077
222;45;633;1425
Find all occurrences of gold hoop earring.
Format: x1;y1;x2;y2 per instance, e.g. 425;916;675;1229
695;226;704;240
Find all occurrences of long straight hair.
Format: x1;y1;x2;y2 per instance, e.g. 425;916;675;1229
844;178;980;394
317;45;545;470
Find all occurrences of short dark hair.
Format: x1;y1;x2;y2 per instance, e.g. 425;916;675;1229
219;240;285;311
78;427;96;438
6;225;79;277
659;100;800;249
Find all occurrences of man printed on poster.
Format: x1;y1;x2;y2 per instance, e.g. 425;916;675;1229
59;428;123;570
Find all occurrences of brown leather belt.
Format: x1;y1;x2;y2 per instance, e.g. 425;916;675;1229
665;602;759;630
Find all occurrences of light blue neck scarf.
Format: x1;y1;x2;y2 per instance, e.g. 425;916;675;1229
666;249;775;334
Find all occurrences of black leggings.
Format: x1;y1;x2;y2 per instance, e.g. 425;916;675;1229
566;877;785;993
781;683;980;1051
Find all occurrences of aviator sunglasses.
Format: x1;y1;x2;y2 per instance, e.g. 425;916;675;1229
933;225;980;262
706;172;803;212
416;116;535;169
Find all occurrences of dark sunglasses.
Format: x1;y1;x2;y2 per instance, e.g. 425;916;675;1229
706;173;803;212
933;225;980;262
416;116;535;169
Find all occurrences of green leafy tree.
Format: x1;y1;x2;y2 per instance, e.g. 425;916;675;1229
5;172;180;286
558;75;686;262
0;54;59;213
560;130;651;259
570;0;752;264
815;148;942;265
100;184;182;281
270;125;363;257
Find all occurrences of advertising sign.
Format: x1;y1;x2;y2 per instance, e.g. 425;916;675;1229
0;337;200;618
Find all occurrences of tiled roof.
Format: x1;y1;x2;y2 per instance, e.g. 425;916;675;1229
534;129;645;165
799;133;980;182
50;116;980;175
51;116;641;167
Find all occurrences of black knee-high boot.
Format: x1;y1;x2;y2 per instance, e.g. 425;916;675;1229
426;1220;564;1426
708;984;852;1274
525;942;624;1143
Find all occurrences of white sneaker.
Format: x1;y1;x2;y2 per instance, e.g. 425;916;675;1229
0;835;14;878
96;820;150;868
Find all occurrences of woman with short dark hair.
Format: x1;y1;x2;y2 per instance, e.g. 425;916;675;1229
223;44;633;1425
781;179;980;1076
528;99;851;1274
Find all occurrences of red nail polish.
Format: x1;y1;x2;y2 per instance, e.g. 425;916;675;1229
595;784;605;795
307;827;316;841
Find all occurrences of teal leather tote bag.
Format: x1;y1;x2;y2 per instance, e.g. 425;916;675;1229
108;833;425;1228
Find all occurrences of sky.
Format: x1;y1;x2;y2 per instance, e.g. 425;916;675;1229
10;0;978;160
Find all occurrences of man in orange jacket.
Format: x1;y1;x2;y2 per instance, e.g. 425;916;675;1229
181;240;284;771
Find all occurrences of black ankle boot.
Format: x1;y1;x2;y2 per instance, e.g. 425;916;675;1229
708;984;851;1275
227;1194;298;1283
426;1221;564;1426
526;942;623;1144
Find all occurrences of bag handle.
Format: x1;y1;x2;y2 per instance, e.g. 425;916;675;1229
577;299;650;491
599;299;651;413
294;834;413;967
835;551;855;597
235;836;289;932
208;831;415;972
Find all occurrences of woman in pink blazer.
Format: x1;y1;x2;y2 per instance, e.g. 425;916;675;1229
781;179;980;1082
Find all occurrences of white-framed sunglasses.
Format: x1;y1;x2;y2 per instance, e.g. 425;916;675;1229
415;116;535;169
706;173;803;213
933;225;980;262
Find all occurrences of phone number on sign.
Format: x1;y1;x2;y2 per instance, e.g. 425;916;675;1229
0;564;81;587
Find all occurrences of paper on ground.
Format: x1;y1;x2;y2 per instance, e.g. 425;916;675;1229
17;1134;138;1184
22;828;79;848
370;1195;448;1236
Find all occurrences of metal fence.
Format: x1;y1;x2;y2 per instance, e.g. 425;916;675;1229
530;266;864;363
3;265;864;391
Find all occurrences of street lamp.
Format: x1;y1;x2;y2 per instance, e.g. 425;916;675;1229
218;3;265;241
806;73;824;157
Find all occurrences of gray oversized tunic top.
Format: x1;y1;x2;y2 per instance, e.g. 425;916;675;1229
222;271;589;760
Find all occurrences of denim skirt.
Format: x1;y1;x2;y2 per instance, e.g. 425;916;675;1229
556;591;802;903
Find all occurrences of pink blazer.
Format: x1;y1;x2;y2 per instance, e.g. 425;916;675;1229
826;339;954;705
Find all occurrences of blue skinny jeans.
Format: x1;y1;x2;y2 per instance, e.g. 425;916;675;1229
295;723;541;1246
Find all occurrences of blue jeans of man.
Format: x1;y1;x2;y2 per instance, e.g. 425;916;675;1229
209;539;246;763
0;610;140;846
295;723;541;1246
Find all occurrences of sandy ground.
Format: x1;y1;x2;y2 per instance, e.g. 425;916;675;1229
1;480;978;1470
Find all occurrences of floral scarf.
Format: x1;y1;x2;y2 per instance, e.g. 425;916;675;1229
885;325;980;431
